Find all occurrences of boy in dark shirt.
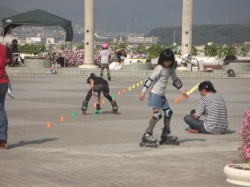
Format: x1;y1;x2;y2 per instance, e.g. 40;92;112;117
81;73;118;114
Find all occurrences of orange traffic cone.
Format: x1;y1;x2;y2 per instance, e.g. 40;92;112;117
118;91;121;96
123;89;126;93
60;116;65;122
47;122;52;128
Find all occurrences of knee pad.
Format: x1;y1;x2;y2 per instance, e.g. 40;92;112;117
153;111;162;122
164;108;173;118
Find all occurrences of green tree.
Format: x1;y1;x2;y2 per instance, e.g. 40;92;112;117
134;44;147;54
146;45;167;59
191;47;198;56
20;43;46;54
76;44;84;50
204;44;237;59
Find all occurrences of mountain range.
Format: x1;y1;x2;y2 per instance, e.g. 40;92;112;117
1;0;250;33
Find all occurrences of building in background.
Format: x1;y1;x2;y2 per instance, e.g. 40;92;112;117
127;36;158;44
25;37;42;44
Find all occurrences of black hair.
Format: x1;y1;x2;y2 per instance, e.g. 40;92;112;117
198;81;217;93
157;48;176;68
87;73;95;84
12;39;18;43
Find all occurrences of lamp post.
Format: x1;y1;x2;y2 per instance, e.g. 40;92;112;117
181;0;193;56
79;0;97;68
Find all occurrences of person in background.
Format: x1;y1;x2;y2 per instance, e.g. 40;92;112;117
10;39;19;53
99;43;111;80
115;48;127;64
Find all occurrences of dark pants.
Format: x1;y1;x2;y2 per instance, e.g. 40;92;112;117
100;64;110;78
85;84;113;102
0;83;8;142
184;115;209;134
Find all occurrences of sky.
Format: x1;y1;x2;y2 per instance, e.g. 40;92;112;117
1;0;250;33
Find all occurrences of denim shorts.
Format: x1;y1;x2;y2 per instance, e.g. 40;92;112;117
148;93;169;109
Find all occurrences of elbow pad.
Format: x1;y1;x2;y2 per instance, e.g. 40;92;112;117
144;78;154;89
173;78;182;89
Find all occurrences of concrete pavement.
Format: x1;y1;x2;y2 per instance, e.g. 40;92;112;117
0;75;249;187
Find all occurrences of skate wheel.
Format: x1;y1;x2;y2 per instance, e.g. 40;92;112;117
170;141;180;145
153;143;158;147
139;142;145;147
175;141;180;145
159;140;163;145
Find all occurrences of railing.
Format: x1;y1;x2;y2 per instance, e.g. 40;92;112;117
181;54;200;71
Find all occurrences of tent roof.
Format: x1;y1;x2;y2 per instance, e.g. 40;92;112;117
2;9;73;41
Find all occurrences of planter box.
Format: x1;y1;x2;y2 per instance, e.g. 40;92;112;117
122;62;152;70
223;60;250;73
24;56;52;68
224;163;250;186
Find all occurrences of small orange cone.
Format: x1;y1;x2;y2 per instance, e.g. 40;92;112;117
123;89;126;93
47;122;52;128
118;91;121;96
60;116;65;122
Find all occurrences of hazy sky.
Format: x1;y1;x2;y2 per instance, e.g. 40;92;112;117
1;0;250;33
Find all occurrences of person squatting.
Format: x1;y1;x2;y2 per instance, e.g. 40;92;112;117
139;48;188;147
81;73;118;114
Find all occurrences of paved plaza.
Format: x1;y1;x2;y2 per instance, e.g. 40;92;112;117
0;74;249;187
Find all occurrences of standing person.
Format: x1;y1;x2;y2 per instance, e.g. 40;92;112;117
139;48;188;147
184;81;228;134
81;73;118;114
0;44;11;149
99;43;111;81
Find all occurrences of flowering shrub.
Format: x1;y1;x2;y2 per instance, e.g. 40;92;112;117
65;50;84;66
239;106;250;164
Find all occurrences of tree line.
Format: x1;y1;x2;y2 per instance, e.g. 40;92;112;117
145;24;250;45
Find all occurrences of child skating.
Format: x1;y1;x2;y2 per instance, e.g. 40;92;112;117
81;73;118;115
139;48;188;147
99;43;111;80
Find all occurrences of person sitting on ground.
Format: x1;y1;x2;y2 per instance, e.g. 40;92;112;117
184;81;228;134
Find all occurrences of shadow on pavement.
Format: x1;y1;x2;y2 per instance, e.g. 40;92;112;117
8;138;59;149
224;129;235;134
179;139;206;143
101;111;121;115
